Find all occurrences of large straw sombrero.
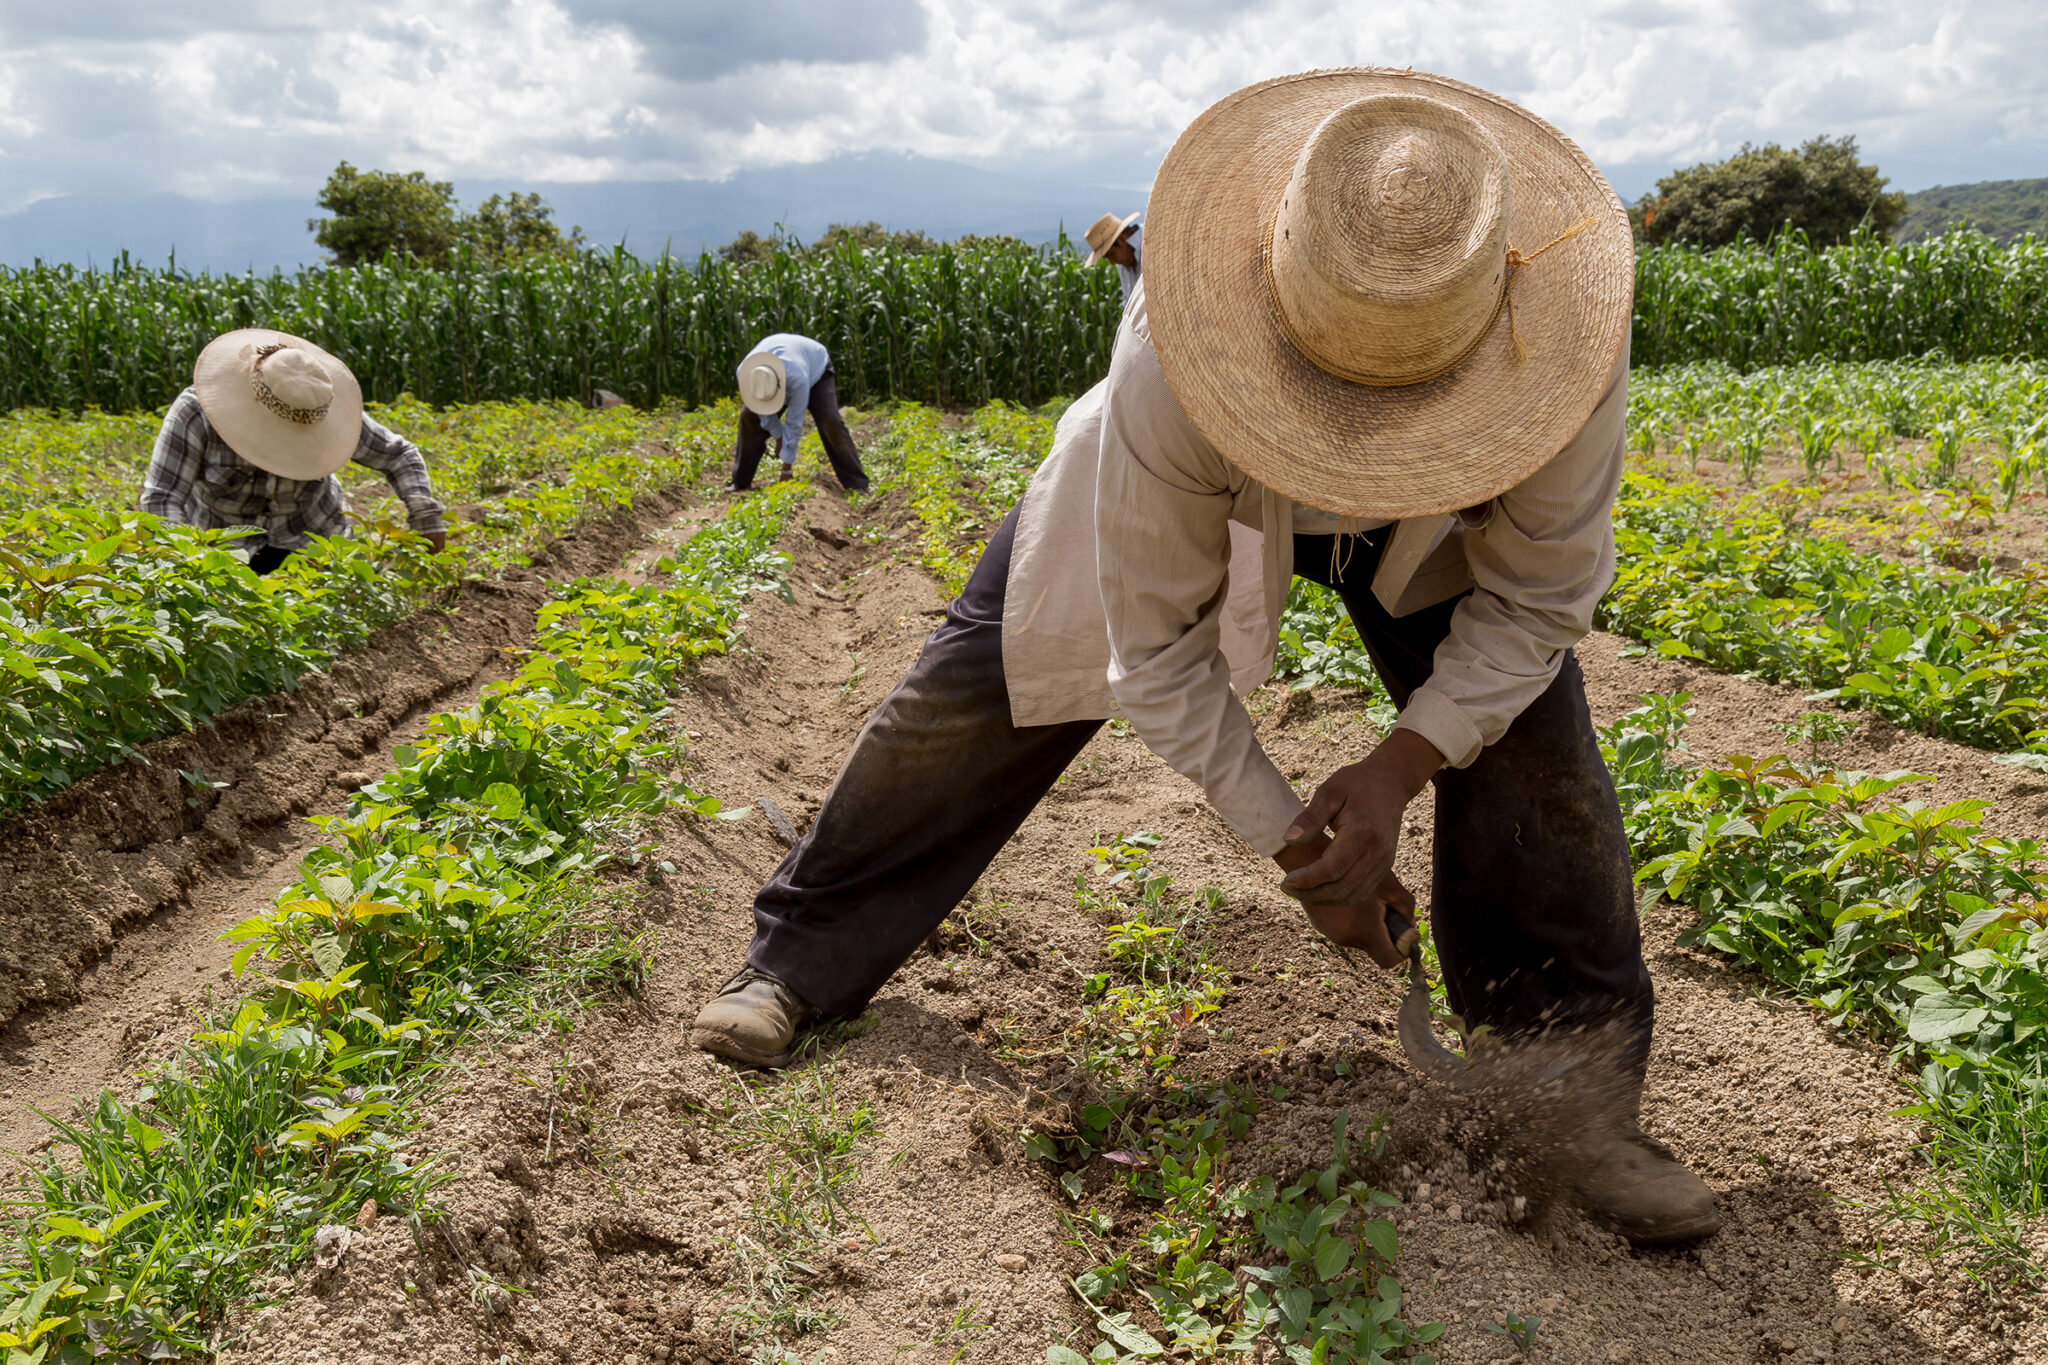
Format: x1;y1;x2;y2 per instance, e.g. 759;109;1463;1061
1145;69;1633;520
737;350;788;415
193;329;363;482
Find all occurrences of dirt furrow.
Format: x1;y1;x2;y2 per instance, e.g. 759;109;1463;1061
213;497;2047;1364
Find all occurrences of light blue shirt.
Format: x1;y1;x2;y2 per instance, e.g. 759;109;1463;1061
746;333;831;459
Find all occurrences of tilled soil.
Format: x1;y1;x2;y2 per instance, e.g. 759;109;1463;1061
197;484;2047;1364
0;478;729;1156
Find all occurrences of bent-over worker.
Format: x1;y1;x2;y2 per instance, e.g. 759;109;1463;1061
728;333;870;494
1084;210;1142;303
691;70;1720;1249
140;329;446;574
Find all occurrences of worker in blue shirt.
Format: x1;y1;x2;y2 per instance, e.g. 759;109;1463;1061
729;333;871;493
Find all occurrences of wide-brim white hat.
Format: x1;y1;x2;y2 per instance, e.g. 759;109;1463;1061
737;351;788;415
1145;69;1634;520
1084;211;1142;265
192;329;363;482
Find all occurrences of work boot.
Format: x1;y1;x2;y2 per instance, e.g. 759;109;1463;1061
1573;1126;1721;1246
690;966;812;1068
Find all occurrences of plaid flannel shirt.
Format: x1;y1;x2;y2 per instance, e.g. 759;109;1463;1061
139;387;446;550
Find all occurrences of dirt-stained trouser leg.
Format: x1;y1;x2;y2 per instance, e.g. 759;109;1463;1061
748;505;1101;1018
1294;530;1654;1088
805;369;872;492
728;407;771;489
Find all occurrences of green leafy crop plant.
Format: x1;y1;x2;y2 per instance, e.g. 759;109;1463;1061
0;401;736;814
1626;356;2047;497
0;465;814;1358
865;401;1055;596
1604;695;2048;1288
1601;469;2048;761
1033;835;1440;1365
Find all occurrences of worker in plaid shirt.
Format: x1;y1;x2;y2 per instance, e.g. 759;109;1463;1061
141;329;448;574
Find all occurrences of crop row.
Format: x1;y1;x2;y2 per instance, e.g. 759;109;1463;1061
0;404;735;815
1627;357;2048;496
0;471;813;1359
1019;834;1441;1365
863;401;1051;594
0;398;689;520
1605;697;2048;1280
1632;227;2048;370
0;241;1125;416
1601;470;2048;759
6;229;2045;418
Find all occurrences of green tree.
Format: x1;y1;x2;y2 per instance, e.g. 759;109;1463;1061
458;192;587;265
1639;136;1907;247
952;232;1033;254
308;162;459;266
811;220;935;254
717;229;788;265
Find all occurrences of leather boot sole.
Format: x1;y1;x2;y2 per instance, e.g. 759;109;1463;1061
1606;1206;1723;1248
690;1025;793;1069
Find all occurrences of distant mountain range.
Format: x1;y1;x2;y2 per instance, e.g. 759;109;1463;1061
0;153;1152;273
1898;178;2047;245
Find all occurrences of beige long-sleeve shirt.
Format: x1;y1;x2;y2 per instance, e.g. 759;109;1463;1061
1000;285;1628;858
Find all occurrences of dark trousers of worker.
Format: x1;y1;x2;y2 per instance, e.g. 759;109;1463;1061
728;368;870;492
747;507;1653;1069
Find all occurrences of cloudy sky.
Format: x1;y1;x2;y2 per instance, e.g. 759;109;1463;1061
0;0;2040;218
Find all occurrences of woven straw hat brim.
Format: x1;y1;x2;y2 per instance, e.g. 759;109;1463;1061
1085;211;1142;266
738;351;788;415
193;329;362;482
1146;69;1633;520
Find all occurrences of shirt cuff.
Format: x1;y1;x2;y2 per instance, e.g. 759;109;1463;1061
407;506;447;533
1216;759;1310;858
1394;685;1484;770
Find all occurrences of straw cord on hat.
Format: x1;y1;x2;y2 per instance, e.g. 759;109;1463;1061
249;343;331;426
1259;209;1598;388
1502;214;1597;365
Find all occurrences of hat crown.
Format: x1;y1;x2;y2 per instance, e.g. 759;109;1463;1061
254;345;336;418
1267;94;1511;387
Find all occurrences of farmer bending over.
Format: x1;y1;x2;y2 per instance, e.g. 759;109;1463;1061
692;70;1720;1248
727;333;870;494
1084;210;1143;305
140;329;446;574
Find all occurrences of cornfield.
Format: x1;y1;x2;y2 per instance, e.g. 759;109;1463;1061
1632;228;2048;368
0;237;1125;415
5;228;2042;418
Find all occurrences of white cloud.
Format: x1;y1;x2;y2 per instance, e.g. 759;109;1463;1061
0;0;2040;211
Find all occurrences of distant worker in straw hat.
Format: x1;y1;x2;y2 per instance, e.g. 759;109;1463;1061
139;329;447;574
1084;210;1143;303
693;71;1719;1248
728;333;871;495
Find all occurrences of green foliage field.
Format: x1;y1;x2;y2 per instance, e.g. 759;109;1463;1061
0;470;811;1360
4;230;2046;422
0;239;1125;416
0;401;729;813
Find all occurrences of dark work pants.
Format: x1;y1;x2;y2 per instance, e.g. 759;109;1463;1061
749;510;1652;1068
729;368;871;492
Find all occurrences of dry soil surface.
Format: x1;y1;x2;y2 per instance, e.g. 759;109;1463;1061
181;476;2048;1365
